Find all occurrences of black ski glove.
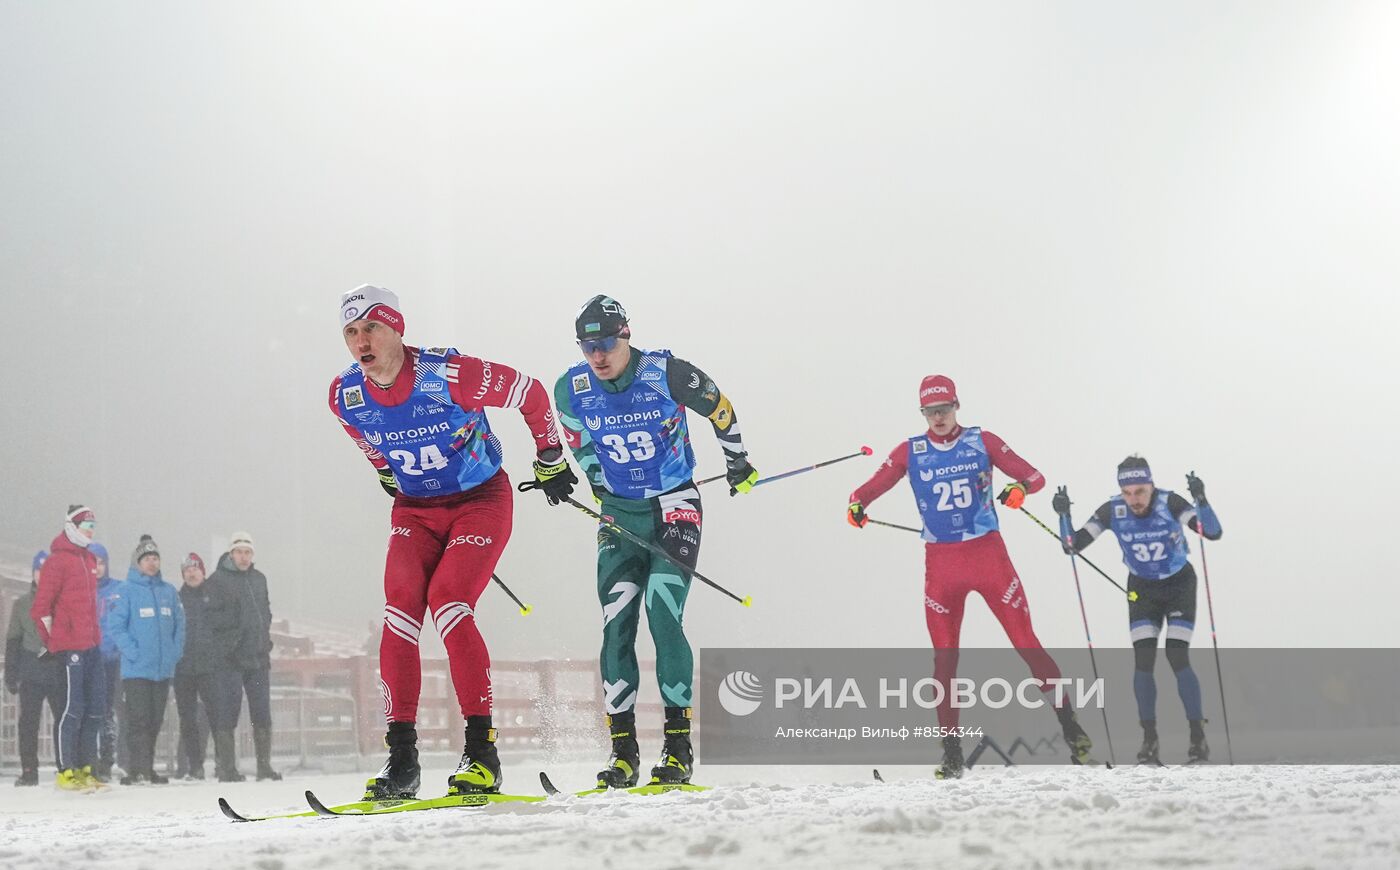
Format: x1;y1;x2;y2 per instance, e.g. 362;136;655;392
726;460;758;496
377;467;398;498
1052;486;1072;516
526;450;578;506
1186;471;1207;503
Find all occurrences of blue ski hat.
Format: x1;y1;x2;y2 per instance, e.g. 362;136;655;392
32;550;47;573
89;542;111;577
1117;455;1153;488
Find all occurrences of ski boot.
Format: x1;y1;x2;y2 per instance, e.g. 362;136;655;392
447;718;502;795
1187;719;1210;764
254;726;282;781
596;712;641;789
1136;722;1162;766
649;707;694;785
15;768;39;787
363;721;421;800
1057;706;1095;765
213;730;245;783
935;735;964;780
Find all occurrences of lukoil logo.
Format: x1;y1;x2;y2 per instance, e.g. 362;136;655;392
718;671;764;716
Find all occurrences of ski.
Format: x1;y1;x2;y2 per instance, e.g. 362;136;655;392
218;797;319;823
305;788;545;817
538;771;711;798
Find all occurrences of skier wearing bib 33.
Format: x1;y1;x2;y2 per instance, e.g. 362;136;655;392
847;375;1094;779
329;285;576;801
554;295;757;789
1053;457;1222;764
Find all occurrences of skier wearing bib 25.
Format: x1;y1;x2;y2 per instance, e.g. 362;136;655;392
1053;457;1222;764
554;295;758;789
329;285;576;801
847;375;1094;779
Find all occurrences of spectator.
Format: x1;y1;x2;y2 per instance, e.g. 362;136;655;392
209;531;281;781
174;553;231;780
30;506;107;790
91;542;125;781
104;535;184;785
4;550;64;786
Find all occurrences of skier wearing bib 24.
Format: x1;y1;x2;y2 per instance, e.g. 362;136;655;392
329;285;577;801
554;295;758;789
1053;457;1222;764
847;376;1094;779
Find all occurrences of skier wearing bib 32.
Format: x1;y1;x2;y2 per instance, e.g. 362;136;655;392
847;376;1093;779
329;285;576;800
1053;457;1222;764
554;295;757;789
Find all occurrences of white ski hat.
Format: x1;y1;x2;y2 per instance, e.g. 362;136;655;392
339;285;405;335
229;531;255;554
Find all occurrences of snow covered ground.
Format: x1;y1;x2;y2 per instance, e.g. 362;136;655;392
3;760;1399;869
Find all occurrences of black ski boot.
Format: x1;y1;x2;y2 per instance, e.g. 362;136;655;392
649;707;693;785
596;712;641;789
364;721;421;800
448;717;501;795
1187;719;1210;764
254;726;282;781
14;768;38;787
935;735;964;780
1057;706;1095;765
1137;722;1162;766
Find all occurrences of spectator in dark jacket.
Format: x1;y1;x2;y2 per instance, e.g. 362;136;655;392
104;535;184;785
208;531;281;781
173;553;238;780
30;506;106;790
4;550;63;786
91;542;125;780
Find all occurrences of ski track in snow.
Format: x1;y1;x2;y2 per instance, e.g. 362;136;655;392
2;763;1399;869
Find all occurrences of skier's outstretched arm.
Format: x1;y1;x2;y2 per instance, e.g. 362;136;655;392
1171;480;1222;540
1053;489;1113;555
981;430;1046;509
667;357;757;494
846;444;909;527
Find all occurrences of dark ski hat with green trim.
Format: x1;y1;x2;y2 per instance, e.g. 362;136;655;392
575;295;629;340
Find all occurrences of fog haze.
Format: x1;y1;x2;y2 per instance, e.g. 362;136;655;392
3;2;1397;665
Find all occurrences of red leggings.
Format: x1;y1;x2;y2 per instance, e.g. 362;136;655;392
923;532;1062;727
379;471;512;723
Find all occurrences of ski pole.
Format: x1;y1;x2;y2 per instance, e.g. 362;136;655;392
1018;507;1131;597
1195;525;1234;765
563;497;753;608
864;517;924;534
696;446;875;488
492;574;532;616
1064;549;1117;767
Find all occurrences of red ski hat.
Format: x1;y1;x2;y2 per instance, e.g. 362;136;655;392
918;375;958;408
181;552;205;574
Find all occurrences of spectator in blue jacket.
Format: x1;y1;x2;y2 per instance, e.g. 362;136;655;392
103;535;184;785
91;542;125;780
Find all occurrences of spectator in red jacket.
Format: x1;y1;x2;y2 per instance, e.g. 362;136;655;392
30;505;108;790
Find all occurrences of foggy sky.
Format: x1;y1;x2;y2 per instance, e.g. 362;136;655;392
3;1;1397;670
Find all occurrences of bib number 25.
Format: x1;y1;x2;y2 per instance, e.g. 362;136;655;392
932;479;974;511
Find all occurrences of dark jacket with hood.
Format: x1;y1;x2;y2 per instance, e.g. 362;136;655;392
176;574;241;678
208;551;273;671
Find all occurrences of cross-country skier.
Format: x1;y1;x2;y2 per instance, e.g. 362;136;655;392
1053;457;1222;764
847;375;1094;779
329;285;576;800
552;295;757;789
